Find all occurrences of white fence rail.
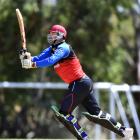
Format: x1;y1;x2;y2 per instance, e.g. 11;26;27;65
0;82;67;89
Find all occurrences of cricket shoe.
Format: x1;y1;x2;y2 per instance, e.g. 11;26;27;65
121;128;134;140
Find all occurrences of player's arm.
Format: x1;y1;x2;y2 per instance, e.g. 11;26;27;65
20;47;51;61
32;47;52;62
21;44;70;69
19;46;52;69
35;45;70;68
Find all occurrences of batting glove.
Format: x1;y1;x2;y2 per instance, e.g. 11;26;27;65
19;52;31;60
21;58;36;69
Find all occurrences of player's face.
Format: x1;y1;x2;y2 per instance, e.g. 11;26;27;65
47;31;58;44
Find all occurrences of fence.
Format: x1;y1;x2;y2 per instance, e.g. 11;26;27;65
0;82;140;139
94;82;140;140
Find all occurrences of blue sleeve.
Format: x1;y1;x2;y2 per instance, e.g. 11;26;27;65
35;43;70;68
32;47;51;62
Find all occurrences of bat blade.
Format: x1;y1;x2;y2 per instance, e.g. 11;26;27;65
16;8;26;50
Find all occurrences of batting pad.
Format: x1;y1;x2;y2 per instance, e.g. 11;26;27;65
82;112;125;137
51;106;88;140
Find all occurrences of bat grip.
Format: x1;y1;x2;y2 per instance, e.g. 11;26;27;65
19;48;27;54
21;48;29;59
23;48;27;53
19;48;28;59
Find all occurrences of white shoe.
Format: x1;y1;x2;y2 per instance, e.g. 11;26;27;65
122;128;134;140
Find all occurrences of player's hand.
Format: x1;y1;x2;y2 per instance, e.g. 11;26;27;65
19;49;36;69
21;58;31;69
19;51;31;60
21;58;36;69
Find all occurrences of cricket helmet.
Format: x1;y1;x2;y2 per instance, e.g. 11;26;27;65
47;25;67;45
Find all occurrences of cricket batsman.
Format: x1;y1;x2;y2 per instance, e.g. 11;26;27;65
19;25;134;140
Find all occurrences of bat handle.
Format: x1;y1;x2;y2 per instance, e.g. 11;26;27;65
23;48;27;53
19;48;27;55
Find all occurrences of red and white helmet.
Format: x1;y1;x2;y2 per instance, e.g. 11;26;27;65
47;25;67;45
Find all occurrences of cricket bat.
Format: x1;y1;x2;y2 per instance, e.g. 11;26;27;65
16;8;26;51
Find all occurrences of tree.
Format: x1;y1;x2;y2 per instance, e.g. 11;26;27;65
50;0;134;83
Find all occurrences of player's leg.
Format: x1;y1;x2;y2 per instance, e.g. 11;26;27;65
52;78;90;140
82;81;133;138
83;111;133;139
51;105;88;140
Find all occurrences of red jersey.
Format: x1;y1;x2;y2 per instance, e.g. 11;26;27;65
53;46;85;83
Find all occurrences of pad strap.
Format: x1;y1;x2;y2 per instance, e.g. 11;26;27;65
115;122;122;129
65;114;88;138
98;111;122;130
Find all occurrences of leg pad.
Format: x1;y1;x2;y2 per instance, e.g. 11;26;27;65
51;106;89;140
82;112;125;137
